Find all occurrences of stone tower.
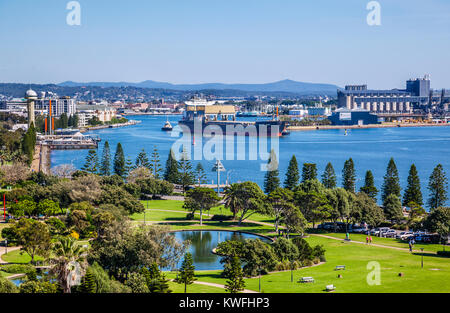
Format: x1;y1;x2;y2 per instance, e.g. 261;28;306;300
25;88;37;127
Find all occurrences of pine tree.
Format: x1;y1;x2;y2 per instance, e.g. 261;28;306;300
342;158;356;192
135;148;150;169
113;143;126;177
360;170;378;200
224;256;245;293
164;149;179;183
322;162;337;189
82;149;99;174
22;122;37;165
124;156;134;177
79;269;96;293
99;141;111;176
302;163;317;182
148;274;172;293
381;158;401;203
68;114;73;127
428;164;448;210
403;164;423;206
60;113;69;129
148;262;161;280
264;149;280;194
150;146;163;179
143;263;172;293
178;150;195;192
383;194;403;222
175;253;196;293
284;155;299;190
195;163;207;186
73;114;79;128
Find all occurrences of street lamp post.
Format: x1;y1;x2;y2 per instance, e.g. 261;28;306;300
212;160;225;197
290;260;294;282
258;266;262;292
421;248;424;268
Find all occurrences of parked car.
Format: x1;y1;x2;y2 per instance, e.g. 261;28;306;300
382;229;397;238
396;231;414;240
352;227;367;233
370;227;390;235
318;223;334;230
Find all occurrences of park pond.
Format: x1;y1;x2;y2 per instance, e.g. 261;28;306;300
171;230;271;271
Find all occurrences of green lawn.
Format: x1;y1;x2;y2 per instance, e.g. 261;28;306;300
152;220;275;235
164;236;450;293
0;271;12;278
323;232;446;254
1;249;44;264
132;200;275;224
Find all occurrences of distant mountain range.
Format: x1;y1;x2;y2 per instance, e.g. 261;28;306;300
59;79;341;95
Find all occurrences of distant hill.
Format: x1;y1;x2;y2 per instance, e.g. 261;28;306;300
59;79;341;95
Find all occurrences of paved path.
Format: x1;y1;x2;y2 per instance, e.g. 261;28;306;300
193;280;258;293
170;279;257;293
311;234;434;254
0;246;21;264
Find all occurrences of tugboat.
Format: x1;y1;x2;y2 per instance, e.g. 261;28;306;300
161;120;173;131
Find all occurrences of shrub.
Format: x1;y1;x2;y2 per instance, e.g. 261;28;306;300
186;213;195;220
0;276;19;293
303;259;313;267
211;214;233;221
0;264;35;274
437;250;450;257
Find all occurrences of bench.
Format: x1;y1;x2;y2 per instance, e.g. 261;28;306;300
335;265;346;270
299;277;315;283
326;284;335;292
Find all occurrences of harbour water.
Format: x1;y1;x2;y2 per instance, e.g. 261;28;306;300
51;115;450;206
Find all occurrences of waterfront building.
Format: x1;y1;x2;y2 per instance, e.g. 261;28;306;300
34;95;77;117
288;109;308;117
328;108;379;126
308;107;331;116
337;75;449;113
77;104;117;127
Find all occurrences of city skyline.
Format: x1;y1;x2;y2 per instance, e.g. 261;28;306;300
0;0;449;89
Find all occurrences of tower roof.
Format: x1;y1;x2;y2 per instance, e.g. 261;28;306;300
25;89;38;98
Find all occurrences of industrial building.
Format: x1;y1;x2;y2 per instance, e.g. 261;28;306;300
328;108;379;126
337;75;449;113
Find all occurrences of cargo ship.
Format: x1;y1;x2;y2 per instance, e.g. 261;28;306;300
178;99;289;137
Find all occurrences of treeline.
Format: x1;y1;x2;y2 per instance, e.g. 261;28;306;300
217;237;325;277
34;113;79;132
88;116;128;126
260;152;449;240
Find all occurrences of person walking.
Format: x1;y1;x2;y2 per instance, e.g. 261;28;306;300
366;235;369;244
408;239;413;252
369;235;373;244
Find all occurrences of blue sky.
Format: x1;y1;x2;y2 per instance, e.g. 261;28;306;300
0;0;449;89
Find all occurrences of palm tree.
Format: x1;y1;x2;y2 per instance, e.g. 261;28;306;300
223;183;242;220
50;236;87;293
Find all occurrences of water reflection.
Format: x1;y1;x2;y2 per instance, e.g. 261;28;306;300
173;230;270;271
